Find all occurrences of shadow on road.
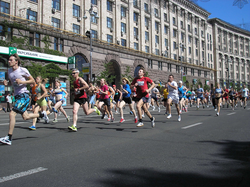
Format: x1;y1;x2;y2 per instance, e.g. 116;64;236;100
98;140;250;187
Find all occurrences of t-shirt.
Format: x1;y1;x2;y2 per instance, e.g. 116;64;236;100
6;95;12;103
151;87;159;98
196;88;204;97
223;89;229;98
131;77;153;98
8;67;31;96
168;81;178;97
99;85;109;100
122;84;131;98
186;91;192;98
241;88;249;97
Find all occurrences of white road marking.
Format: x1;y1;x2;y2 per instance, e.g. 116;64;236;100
227;112;236;116
182;123;203;129
0;167;47;183
0;122;26;126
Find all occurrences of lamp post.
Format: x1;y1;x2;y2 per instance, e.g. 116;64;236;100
227;58;231;88
83;3;99;82
179;43;186;82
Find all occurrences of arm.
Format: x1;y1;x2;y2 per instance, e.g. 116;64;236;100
62;88;68;98
147;81;155;93
78;77;89;91
16;75;35;85
37;84;48;100
168;82;177;90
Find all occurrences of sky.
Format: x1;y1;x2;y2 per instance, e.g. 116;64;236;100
195;0;250;30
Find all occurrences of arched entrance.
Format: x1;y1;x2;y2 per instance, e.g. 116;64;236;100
134;65;144;78
106;60;121;86
75;54;88;81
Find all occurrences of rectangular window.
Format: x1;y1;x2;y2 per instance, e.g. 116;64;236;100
154;8;159;18
189;47;191;54
145;31;149;41
173;41;176;49
158;61;162;70
145;46;149;53
30;0;38;2
164;13;167;22
59;39;63;52
107;0;113;11
0;1;10;16
91;0;97;5
191;68;194;76
176;65;180;73
165;39;168;47
155;35;159;44
52;0;61;10
73;24;80;34
168;63;172;72
134;27;138;39
155;49;160;55
54;37;58;50
133;0;138;7
196;49;198;56
27;9;37;22
180;21;183;28
134;42;139;50
145;17;149;27
52;17;60;28
188;35;192;43
188;24;191;32
121;6;126;17
73;4;80;17
173;54;177;60
91;12;98;24
29;32;34;46
181;32;184;41
198;70;201;76
173;29;177;37
164;25;168;34
107;34;113;43
172;17;176;25
91;30;98;39
121;23;126;33
144;3;149;13
121;39;126;47
35;33;40;47
148;59;152;68
155;21;159;32
134;12;139;22
107;17;113;28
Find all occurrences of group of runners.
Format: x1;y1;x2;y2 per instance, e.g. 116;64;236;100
0;53;249;145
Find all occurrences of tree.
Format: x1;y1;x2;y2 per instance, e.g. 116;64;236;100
121;66;133;83
95;62;116;85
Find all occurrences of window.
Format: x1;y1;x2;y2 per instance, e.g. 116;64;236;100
208;53;210;62
30;0;38;2
180;21;183;28
158;61;162;70
121;23;126;33
154;8;159;17
188;24;191;32
59;39;63;52
195;38;198;47
91;12;98;24
91;0;97;5
0;25;10;40
155;21;159;32
107;0;113;11
145;17;149;27
165;39;168;47
0;1;10;16
145;46;149;53
172;17;176;25
196;49;198;56
195;28;197;35
184;67;187;74
134;27;138;39
91;30;98;39
73;4;80;17
73;24;80;34
27;9;37;22
107;34;113;43
168;63;172;72
107;17;113;28
173;41;177;49
191;68;194;76
174;54;177;60
198;70;201;76
29;32;34;46
181;32;184;41
145;31;149;41
155;49;160;55
134;43;139;50
189;47;191;54
35;33;40;47
164;13;167;22
176;65;180;73
52;17;60;28
148;59;152;68
188;35;192;43
121;39;126;47
133;0;138;7
201;30;204;37
155;35;159;44
52;0;60;10
164;25;168;34
134;12;139;22
54;37;58;50
173;29;177;37
144;3;149;13
121;6;126;17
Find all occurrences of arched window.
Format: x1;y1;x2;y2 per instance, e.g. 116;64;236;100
75;54;88;81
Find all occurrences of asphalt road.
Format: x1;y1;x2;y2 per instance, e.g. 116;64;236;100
0;103;250;187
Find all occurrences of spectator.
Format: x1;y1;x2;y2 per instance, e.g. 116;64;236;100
6;93;12;112
0;92;6;113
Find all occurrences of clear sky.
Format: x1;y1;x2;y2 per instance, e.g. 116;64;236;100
196;0;250;30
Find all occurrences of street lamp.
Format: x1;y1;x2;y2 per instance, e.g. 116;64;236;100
227;58;232;87
83;3;99;82
179;43;186;82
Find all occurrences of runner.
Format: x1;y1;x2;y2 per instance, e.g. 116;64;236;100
52;81;70;123
196;85;205;109
0;92;6;112
112;85;122;114
47;86;55;113
241;84;249;109
178;81;187;114
118;77;137;123
166;74;181;121
131;67;155;127
222;86;229;108
0;54;47;145
87;82;97;109
68;69;100;132
229;87;236;110
186;89;192;108
210;87;216;110
204;90;210;107
151;86;161;112
29;76;50;130
214;83;224;116
162;83;169;115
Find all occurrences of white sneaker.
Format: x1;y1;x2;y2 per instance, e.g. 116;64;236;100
178;115;181;122
0;136;11;145
137;122;144;127
104;115;108;119
216;112;219;116
167;114;172;119
42;111;49;123
158;107;160;112
215;108;217;111
142;114;145;118
152;106;155;111
151;117;155;128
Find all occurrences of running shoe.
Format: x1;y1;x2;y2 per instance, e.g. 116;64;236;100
151;117;155;128
66;116;70;122
142;114;145;118
178;115;181;122
185;107;188;112
68;125;77;132
94;107;101;115
53;119;58;123
111;118;115;122
37;118;40;123
216;112;219;116
166;114;172;119
165;112;168;115
104;115;108;119
203;105;205;109
107;118;111;121
115;110;119;114
119;118;125;123
152;106;155;111
158;107;161;112
137;122;144;127
244;106;246;109
29;125;36;130
134;117;138;123
179;110;182;114
101;113;105;119
0;136;11;145
3;107;6;113
52;107;58;113
215;108;217;111
58;111;62;116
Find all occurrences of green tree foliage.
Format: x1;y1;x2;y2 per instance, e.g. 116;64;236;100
121;66;133;83
95;62;116;85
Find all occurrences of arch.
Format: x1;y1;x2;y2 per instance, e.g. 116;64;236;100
74;53;88;81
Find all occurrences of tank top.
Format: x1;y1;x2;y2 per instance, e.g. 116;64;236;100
73;79;87;99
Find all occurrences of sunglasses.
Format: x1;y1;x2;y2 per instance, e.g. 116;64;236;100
72;72;77;75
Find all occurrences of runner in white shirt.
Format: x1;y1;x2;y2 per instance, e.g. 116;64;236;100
166;74;181;121
241;85;249;109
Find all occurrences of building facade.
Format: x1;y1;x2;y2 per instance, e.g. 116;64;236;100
208;18;250;89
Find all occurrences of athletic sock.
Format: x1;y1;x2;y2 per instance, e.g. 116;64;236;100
139;119;142;122
8;134;12;141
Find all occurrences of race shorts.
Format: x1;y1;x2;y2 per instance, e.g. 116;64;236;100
151;96;158;101
89;95;96;105
30;99;36;106
74;98;88;105
56;98;65;104
36;98;48;107
197;96;204;100
162;98;168;102
133;97;149;103
168;95;179;104
13;93;30;114
123;97;132;104
99;98;110;106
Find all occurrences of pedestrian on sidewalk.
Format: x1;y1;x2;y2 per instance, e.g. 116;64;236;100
6;93;12;112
